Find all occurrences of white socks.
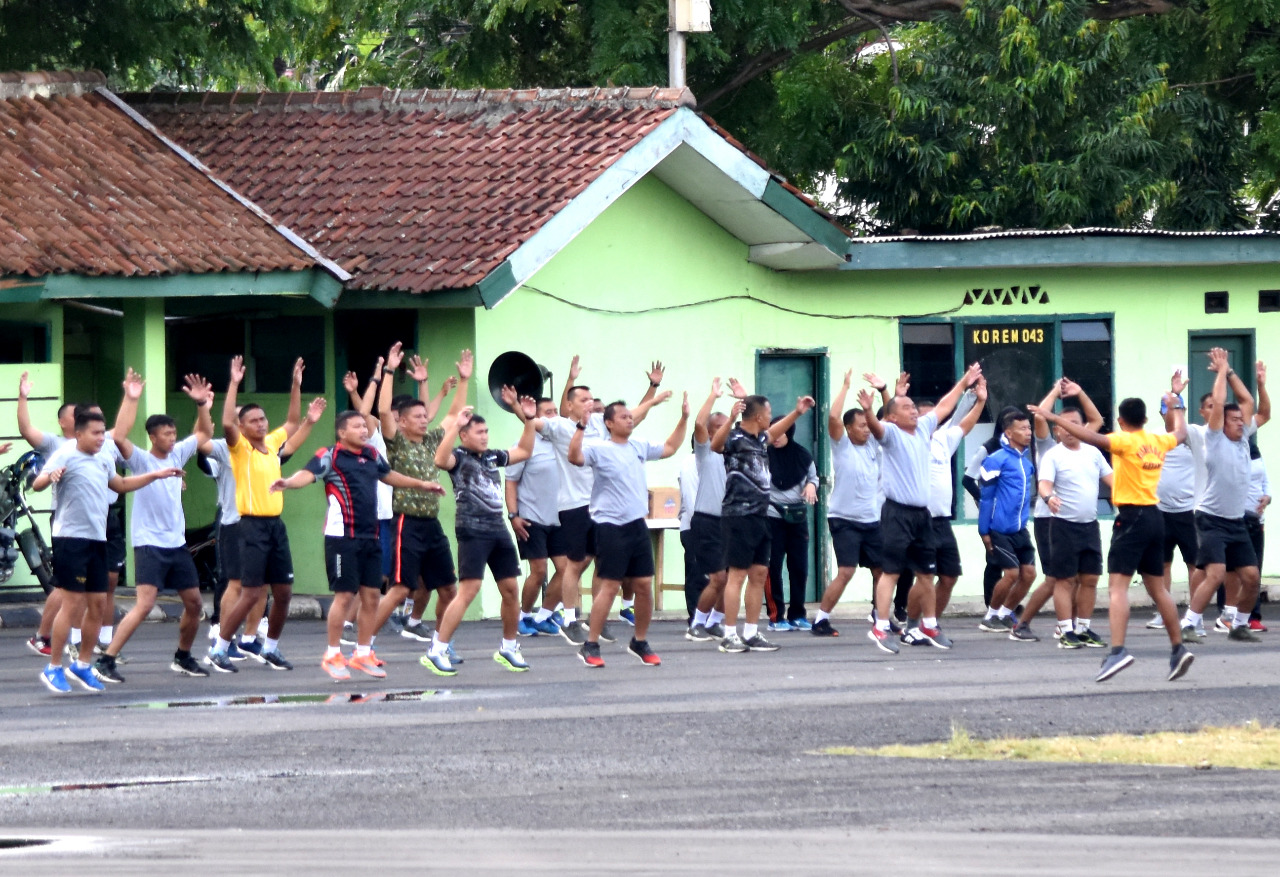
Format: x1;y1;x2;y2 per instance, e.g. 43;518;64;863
816;610;831;623
742;623;758;640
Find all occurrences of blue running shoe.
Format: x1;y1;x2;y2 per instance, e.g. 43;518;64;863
766;620;795;632
517;617;539;637
791;618;813;631
532;616;561;636
41;665;72;694
446;642;464;665
551;610;566;629
226;640;248;662
420;650;457;677
238;638;265;662
619;606;636;626
67;662;105;692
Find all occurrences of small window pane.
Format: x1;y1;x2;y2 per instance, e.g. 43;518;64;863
902;323;952;345
1061;321;1110;342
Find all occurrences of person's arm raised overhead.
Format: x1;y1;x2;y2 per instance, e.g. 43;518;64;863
378;343;404;440
1208;347;1229;433
958;377;988;436
829;369;852;442
434;405;469;472
284;357;305;437
711;400;742;454
560;354;581;418
505;388;536;465
184;374;215;453
765;395;816;444
16;372;47;450
933;362;982;424
1028;402;1112;453
279;397;328;458
1060;377;1104;432
448;349;473;420
223;356;245;447
567;405;592;467
632;388;672;426
858;388;886;442
661;393;691;459
356;360;381;435
1222;349;1256;425
1032;381;1061;441
695;378;723;444
110;368;145;459
1256;361;1271;429
862;372;892;410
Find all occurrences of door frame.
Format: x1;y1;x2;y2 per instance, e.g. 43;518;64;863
754;347;831;599
1187;329;1256;400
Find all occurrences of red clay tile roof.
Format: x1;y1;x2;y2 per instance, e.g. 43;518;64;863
129;87;697;294
0;71;322;279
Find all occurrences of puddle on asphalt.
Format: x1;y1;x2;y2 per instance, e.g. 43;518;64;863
111;688;471;709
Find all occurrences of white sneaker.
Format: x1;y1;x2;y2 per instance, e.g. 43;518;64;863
1145;614;1165;630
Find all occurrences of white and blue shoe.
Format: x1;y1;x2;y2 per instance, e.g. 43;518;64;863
494;643;530;672
517;617;539;637
41;665;72;694
67;662;105;692
532;616;560;636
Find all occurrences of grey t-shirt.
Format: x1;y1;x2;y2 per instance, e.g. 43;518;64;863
506;434;560;528
828;435;883;523
203;438;241;526
692;440;727;517
46;444;116;541
540;413;607;511
581;438;663;526
767;461;819;519
35;432;67;458
125;435;198;548
1037;443;1112;524
1199;427;1252;519
1157;424;1206;512
449;447;510;535
47;435;122;516
1248;456;1269;521
877;411;939;508
678;454;698;531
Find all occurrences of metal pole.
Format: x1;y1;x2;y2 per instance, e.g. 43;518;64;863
669;0;685;88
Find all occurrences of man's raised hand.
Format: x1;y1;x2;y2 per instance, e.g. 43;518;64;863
681;392;690;417
292;357;306;387
123;368;145;400
386;342;405;372
1258;360;1268;386
182;373;213;405
306;397;327;423
456;349;474;381
456;405;475;429
18;371;31;398
1170;368;1188;396
963;362;982;386
229;355;246;386
567;354;582;383
499;384;519;410
518;395;537;420
408;355;428;383
727;377;748;400
711;376;723;398
648;361;665;386
895;372;911;397
795;395;816;415
342;371;359;396
857;388;876;411
730;400;746;419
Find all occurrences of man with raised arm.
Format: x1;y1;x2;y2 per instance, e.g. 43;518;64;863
711;391;816;654
904;376;986;648
369;342;464;653
811;369;884;638
685;378;740;642
1179;348;1265;643
977;410;1038;641
271;408;445;680
569;393;689;667
33;410;185;694
507;397;563;637
1030;388;1193;682
860;364;982;654
204;355;326;674
540;355;667;644
427;382;535;676
92;375;216;684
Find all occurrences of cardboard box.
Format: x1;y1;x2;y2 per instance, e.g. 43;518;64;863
647;486;680;520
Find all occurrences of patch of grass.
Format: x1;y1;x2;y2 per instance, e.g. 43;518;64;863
822;720;1280;770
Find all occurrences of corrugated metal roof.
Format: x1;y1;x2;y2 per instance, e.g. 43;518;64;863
852;227;1280;244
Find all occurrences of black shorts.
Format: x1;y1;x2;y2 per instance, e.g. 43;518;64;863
456;527;521;581
721;513;771;570
1033;517;1053;570
594;519;655;580
52;537;109;594
216;520;243;582
879;499;936;576
1195;512;1258;570
690;512;726;575
547;505;595;562
134;545;200;591
1107;505;1165;578
239;515;294;589
829;517;883;570
393;515;457;591
1046;519;1103;579
1245;513;1265;568
516;521;555;561
105;505;126;572
988;528;1036;570
325;537;383;593
1161;509;1197;565
931;517;962;578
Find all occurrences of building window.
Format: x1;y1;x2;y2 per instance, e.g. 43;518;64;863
169;316;325;394
0;321;50;363
901;315;1115;520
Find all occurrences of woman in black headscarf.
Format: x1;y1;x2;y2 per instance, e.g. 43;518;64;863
766;417;818;630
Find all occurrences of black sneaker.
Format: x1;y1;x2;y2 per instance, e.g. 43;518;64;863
1167;644;1195;681
599;622;617;644
744;633;780;652
92;654;125;684
260;649;294;671
1077;628;1107;648
1058;631;1085;649
171;651;210;677
704;622;726;639
810;618;838;637
578;641;604;668
718;633;749;653
685;624;715;642
627;638;661;666
203;648;239;673
560;620;588;646
1009;623;1040;643
1095;648;1135;682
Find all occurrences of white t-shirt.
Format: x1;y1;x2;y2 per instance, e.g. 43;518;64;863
1037;442;1112;524
367;428;394;521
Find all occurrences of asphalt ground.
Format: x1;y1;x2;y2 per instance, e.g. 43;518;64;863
2;612;1279;873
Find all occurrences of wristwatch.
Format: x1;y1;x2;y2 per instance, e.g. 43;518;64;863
650;380;660;388
1040;493;1053;503
507;513;518;521
575;422;586;431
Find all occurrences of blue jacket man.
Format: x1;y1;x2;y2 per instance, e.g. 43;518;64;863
978;433;1034;536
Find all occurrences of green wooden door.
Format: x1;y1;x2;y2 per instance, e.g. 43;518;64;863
755;351;828;601
1188;332;1254;416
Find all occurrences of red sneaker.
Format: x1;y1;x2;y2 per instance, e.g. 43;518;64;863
1249;619;1268;632
26;635;51;657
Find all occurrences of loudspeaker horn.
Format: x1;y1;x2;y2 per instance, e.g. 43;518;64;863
487;351;552;412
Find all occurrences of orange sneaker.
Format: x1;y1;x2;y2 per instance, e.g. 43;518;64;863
370;650;386;667
348;652;387;678
321;652;350;681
